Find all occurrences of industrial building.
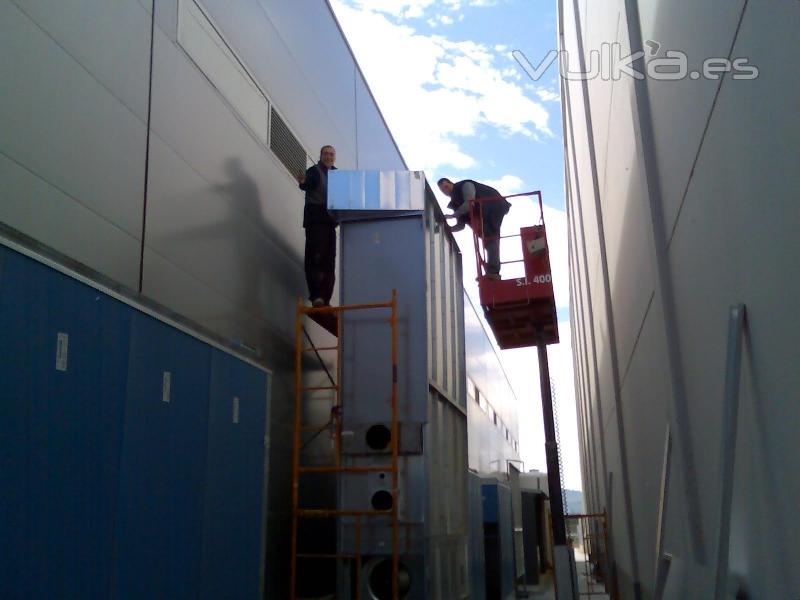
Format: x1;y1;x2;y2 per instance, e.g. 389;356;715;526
5;0;791;598
560;0;800;598
0;1;534;598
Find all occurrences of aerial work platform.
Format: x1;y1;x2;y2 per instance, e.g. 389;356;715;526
470;191;559;349
470;190;576;598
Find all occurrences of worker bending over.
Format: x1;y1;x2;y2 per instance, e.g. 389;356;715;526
298;145;337;306
438;178;511;279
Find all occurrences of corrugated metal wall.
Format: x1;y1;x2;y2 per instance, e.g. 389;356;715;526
464;292;522;475
0;243;270;599
337;186;470;599
561;0;800;597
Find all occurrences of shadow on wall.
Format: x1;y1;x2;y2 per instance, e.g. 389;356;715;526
175;157;303;347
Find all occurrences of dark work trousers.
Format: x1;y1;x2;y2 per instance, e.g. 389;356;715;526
304;224;337;304
481;203;509;275
484;236;501;275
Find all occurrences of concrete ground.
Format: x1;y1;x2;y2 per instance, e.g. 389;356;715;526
518;548;611;600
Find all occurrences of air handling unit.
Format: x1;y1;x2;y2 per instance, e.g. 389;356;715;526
290;170;471;600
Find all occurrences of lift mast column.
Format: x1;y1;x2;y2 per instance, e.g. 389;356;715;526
471;191;577;600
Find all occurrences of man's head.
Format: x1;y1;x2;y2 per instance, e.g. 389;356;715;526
320;145;336;168
437;177;454;197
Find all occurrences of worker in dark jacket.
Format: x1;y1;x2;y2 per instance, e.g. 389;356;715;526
438;177;511;279
298;145;337;306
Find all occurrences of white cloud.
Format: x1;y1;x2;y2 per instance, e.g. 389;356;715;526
348;0;436;19
484;174;524;194
349;0;499;19
331;1;553;170
439;14;454;25
536;88;560;102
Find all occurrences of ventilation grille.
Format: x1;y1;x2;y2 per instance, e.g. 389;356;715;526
270;107;307;177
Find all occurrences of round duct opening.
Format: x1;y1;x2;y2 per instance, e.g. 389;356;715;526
371;490;394;512
365;557;412;600
365;424;391;451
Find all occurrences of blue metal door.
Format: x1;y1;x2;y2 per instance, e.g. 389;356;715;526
113;313;212;599
200;349;269;599
0;247;130;600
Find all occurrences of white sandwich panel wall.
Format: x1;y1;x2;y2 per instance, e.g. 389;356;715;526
0;0;149;289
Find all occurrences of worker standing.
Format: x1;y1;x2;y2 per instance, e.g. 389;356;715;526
438;177;511;279
298;145;338;306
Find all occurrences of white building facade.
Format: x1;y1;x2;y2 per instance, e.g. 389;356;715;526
560;0;800;597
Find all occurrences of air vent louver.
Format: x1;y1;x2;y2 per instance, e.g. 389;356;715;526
270;107;307;177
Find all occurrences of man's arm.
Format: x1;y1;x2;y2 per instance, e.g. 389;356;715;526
298;166;319;190
449;218;467;232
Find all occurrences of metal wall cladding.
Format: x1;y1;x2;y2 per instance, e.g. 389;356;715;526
562;0;800;598
464;293;521;473
328;169;427;213
0;0;150;290
425;195;467;408
0;244;270;600
337;182;469;599
468;472;488;600
481;480;516;600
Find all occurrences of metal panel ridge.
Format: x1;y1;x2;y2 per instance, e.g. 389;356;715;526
328;169;426;213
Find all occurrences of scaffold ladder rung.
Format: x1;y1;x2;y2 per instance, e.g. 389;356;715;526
298;465;394;474
290;291;401;600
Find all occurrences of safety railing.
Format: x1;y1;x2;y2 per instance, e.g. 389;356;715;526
466;190;544;280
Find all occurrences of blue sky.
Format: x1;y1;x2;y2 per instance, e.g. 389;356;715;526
331;0;582;490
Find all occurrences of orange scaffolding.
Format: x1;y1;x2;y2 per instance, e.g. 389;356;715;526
290;292;400;600
565;511;618;599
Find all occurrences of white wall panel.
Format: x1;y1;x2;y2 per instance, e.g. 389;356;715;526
564;0;800;595
600;71;656;378
177;0;270;146
618;303;669;594
0;154;142;288
148;25;306;258
254;0;359;161
11;0;152;120
637;0;748;237
583;0;622;194
0;0;147;287
192;0;359;167
672;1;800;594
143;135;302;344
